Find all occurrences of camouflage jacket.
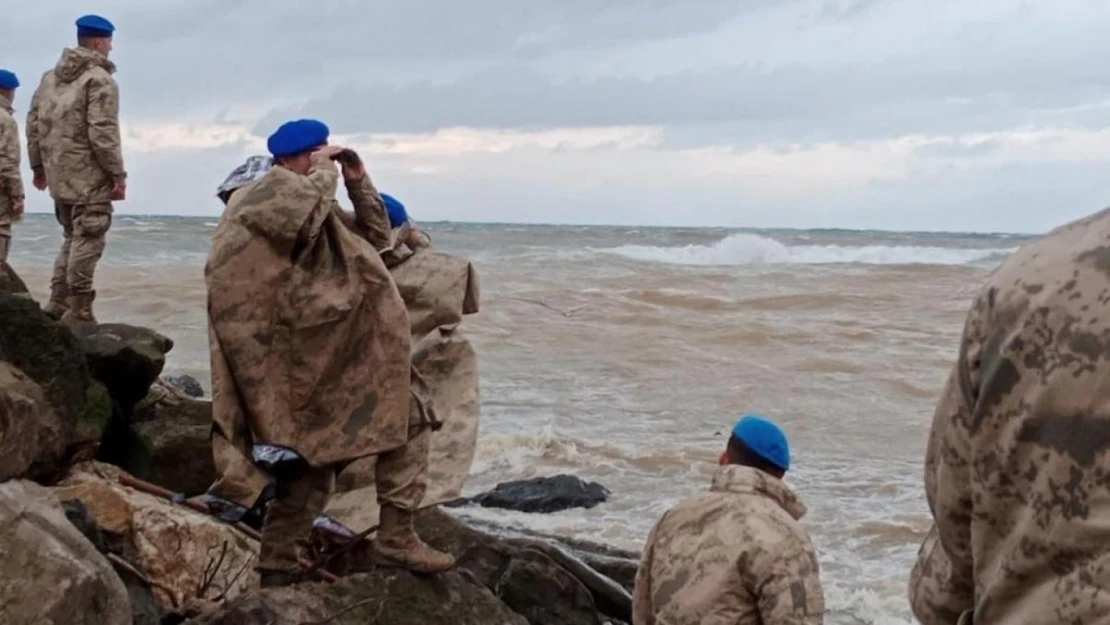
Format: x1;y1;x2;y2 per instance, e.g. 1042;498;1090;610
205;156;411;509
633;465;824;625
0;92;21;229
26;47;125;205
910;208;1110;624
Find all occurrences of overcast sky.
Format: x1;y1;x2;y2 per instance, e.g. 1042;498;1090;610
6;0;1110;232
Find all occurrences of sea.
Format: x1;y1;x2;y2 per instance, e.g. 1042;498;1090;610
6;214;1030;625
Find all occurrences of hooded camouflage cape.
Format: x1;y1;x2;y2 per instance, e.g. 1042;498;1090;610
316;222;481;536
910;207;1110;625
203;159;411;515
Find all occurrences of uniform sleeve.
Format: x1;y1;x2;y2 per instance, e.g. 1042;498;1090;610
909;292;987;624
345;175;391;252
0;116;23;200
26;86;42;171
631;520;660;625
85;74;126;178
754;540;825;625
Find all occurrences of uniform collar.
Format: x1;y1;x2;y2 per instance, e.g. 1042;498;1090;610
710;464;807;520
0;92;12;114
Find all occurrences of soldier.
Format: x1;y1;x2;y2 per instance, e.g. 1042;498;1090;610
633;414;824;625
0;70;23;264
909;208;1110;624
203;120;455;588
26;14;126;322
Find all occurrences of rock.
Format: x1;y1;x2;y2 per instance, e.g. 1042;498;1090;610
0;294;94;478
0;479;132;625
55;462;259;612
462;475;611;513
129;379;215;495
164;374;205;398
0;361;67;482
412;508;625;624
0;261;28;294
68;323;175;415
185;570;529;625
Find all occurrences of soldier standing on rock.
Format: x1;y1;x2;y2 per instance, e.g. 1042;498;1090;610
633;414;825;625
909;208;1110;624
26;14;126;323
0;70;24;264
203;119;455;588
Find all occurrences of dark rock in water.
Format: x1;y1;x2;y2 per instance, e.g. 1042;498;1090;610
164;374;205;398
184;570;529;625
492;547;603;625
463;475;611;513
0;262;28;294
68;323;175;416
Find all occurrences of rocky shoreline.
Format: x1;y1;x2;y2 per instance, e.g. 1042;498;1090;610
0;263;638;625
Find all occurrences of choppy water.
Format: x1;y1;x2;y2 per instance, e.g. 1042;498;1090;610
6;214;1030;624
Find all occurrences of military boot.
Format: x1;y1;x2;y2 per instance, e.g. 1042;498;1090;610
43;283;69;319
61;291;97;324
370;505;456;573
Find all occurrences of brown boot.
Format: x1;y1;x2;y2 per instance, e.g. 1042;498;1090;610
61;291;97;324
370;505;456;574
43;283;69;319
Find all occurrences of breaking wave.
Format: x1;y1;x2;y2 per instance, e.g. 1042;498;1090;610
600;233;1015;267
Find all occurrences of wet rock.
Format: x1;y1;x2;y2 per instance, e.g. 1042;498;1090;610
56;462;259;611
68;323;175;415
185;569;529;625
0;479;131;625
129;380;215;495
0;261;28;294
461;474;611;513
0;361;67;482
413;508;626;624
164;374;205;398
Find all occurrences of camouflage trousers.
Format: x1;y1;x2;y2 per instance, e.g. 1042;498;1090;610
0;234;8;264
258;423;431;573
51;202;112;296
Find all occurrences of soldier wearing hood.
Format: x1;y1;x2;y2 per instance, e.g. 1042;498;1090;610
204;120;456;587
910;207;1110;624
633;415;824;625
0;70;23;263
26;14;126;323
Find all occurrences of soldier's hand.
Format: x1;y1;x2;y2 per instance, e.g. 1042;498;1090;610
337;150;366;182
32;169;46;191
111;178;126;201
311;145;345;164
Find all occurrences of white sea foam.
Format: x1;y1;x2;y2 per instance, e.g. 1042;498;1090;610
600;233;1015;266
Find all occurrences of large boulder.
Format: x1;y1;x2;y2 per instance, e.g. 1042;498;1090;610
185;570;529;625
163;374;205;398
55;462;259;612
0;361;66;482
68;323;175;415
0;479;132;625
0;294;97;478
0;261;28;295
129;379;215;495
459;475;611;513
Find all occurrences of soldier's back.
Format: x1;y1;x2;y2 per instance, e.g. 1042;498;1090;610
946;207;1110;623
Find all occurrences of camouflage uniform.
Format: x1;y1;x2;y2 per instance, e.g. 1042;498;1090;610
910;207;1110;624
633;465;824;625
0;90;22;263
205;155;452;577
26;46;125;320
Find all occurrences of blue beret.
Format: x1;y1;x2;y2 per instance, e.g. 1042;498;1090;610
0;70;18;90
731;414;790;471
267;119;330;158
381;194;408;228
76;15;115;38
